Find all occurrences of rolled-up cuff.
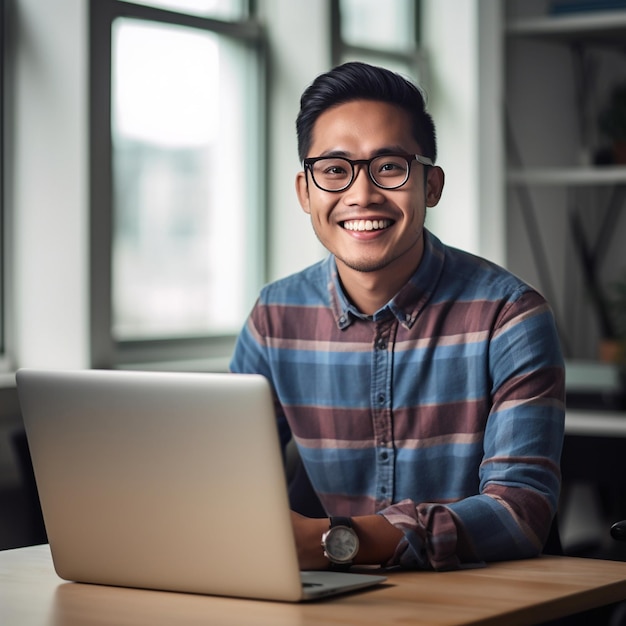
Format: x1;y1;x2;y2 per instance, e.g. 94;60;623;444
380;501;482;571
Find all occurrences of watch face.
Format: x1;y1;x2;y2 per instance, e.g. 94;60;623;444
325;526;359;563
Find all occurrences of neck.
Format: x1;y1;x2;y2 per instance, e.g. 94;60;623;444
336;242;424;316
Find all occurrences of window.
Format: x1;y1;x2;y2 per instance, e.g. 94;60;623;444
331;0;426;83
90;0;266;369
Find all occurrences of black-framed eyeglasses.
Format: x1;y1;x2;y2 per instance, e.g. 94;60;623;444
303;153;433;192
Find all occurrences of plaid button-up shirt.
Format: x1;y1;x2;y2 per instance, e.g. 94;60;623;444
230;230;565;570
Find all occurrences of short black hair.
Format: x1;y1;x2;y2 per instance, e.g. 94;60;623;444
296;61;437;164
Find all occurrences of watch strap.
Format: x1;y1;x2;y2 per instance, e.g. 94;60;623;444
330;516;352;529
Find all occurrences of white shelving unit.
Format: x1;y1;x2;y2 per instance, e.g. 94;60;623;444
507;10;626;39
504;6;626;558
508;165;626;186
504;2;626;360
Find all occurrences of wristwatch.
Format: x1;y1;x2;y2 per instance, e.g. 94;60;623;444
321;516;359;569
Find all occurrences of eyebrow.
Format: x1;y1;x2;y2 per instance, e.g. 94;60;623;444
317;146;412;159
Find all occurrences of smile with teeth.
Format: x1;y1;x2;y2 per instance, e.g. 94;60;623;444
342;219;392;232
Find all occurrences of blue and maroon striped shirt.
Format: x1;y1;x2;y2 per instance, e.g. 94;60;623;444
230;229;565;570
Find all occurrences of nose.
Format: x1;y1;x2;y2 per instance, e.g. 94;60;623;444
343;164;384;205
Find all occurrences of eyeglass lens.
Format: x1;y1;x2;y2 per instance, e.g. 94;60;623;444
310;155;410;191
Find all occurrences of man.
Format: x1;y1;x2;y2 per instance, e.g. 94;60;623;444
230;62;565;571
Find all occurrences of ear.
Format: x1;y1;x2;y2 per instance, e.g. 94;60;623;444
425;166;445;207
296;170;312;214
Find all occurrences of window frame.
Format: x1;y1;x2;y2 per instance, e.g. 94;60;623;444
89;0;267;370
330;0;426;81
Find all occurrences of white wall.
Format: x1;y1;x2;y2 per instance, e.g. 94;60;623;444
11;0;89;369
422;0;504;265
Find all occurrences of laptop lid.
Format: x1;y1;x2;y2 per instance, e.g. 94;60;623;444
16;369;385;602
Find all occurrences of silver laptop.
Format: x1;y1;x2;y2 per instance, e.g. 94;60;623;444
16;368;386;602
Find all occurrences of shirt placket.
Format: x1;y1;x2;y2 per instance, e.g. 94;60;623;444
371;318;396;510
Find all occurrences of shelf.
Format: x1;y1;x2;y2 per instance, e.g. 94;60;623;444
566;411;626;437
507;165;626;185
506;10;626;43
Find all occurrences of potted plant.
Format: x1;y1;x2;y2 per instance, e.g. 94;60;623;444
598;83;626;164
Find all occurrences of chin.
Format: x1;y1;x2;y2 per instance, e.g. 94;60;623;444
338;256;394;273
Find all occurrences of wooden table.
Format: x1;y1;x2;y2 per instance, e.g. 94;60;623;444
2;545;626;625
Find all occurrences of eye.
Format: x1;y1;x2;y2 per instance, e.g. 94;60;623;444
373;156;408;178
380;161;403;172
325;165;348;176
315;158;351;179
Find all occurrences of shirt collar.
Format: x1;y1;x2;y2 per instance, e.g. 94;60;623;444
326;229;445;330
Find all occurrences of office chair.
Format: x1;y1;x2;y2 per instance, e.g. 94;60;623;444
10;429;47;546
543;514;564;555
611;520;626;541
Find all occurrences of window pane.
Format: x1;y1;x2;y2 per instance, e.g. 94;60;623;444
340;0;415;52
124;0;245;20
340;50;416;82
111;18;256;339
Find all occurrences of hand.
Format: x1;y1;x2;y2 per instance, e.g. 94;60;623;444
290;511;404;570
290;511;329;570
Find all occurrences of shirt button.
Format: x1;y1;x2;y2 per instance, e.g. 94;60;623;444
377;393;385;404
376;338;386;350
380;451;388;461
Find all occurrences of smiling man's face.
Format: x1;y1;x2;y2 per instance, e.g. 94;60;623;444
296;99;444;288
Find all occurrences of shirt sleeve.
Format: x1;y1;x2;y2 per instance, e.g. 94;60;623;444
229;302;292;454
380;289;565;571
